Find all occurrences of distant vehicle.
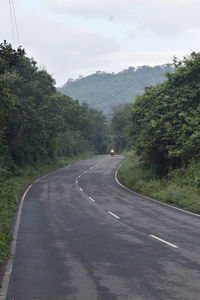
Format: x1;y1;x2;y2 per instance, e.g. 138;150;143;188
110;149;115;156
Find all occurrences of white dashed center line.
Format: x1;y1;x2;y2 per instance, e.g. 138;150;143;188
150;235;179;248
89;197;95;202
108;211;120;220
79;187;83;192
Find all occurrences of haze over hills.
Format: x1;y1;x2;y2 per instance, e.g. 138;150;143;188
58;65;173;114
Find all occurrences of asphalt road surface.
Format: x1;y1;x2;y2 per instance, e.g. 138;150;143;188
2;155;200;300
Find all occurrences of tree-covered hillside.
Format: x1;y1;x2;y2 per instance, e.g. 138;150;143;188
58;65;173;114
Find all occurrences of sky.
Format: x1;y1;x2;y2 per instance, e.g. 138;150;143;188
1;0;200;86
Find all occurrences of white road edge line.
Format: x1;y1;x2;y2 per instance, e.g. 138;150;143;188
115;168;200;218
89;197;95;202
0;184;32;300
150;235;178;248
108;211;120;219
0;157;98;299
33;178;39;184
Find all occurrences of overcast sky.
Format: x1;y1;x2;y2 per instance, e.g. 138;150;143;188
1;0;200;86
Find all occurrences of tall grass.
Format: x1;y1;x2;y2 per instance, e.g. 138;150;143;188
118;152;200;213
0;153;92;266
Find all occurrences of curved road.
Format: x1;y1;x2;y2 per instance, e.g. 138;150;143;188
2;155;200;299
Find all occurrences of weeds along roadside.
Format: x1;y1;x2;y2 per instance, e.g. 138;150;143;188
117;152;200;214
0;153;92;266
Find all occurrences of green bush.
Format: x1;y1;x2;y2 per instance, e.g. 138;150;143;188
118;152;200;213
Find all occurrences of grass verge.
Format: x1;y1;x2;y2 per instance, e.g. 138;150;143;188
0;153;92;266
118;152;200;213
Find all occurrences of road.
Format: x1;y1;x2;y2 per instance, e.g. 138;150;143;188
2;155;200;300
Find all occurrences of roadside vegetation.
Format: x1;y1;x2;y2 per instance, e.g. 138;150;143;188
0;41;108;266
118;152;200;213
112;52;200;214
0;153;91;265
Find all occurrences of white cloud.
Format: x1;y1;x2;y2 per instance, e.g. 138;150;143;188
46;0;136;19
0;0;119;85
139;0;200;35
46;0;200;35
104;50;186;67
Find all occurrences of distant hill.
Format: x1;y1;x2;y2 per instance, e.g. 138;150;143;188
58;65;173;114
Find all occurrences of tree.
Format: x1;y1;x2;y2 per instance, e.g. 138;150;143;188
111;103;132;152
130;52;200;176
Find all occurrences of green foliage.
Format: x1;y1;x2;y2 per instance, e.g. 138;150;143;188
115;53;200;214
58;65;173;114
0;176;22;265
131;52;200;176
118;153;200;213
118;152;156;191
111;103;132;152
0;41;108;168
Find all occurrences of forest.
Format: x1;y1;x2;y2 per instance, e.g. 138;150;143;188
112;52;200;213
0;41;108;264
58;65;173;114
0;41;108;170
